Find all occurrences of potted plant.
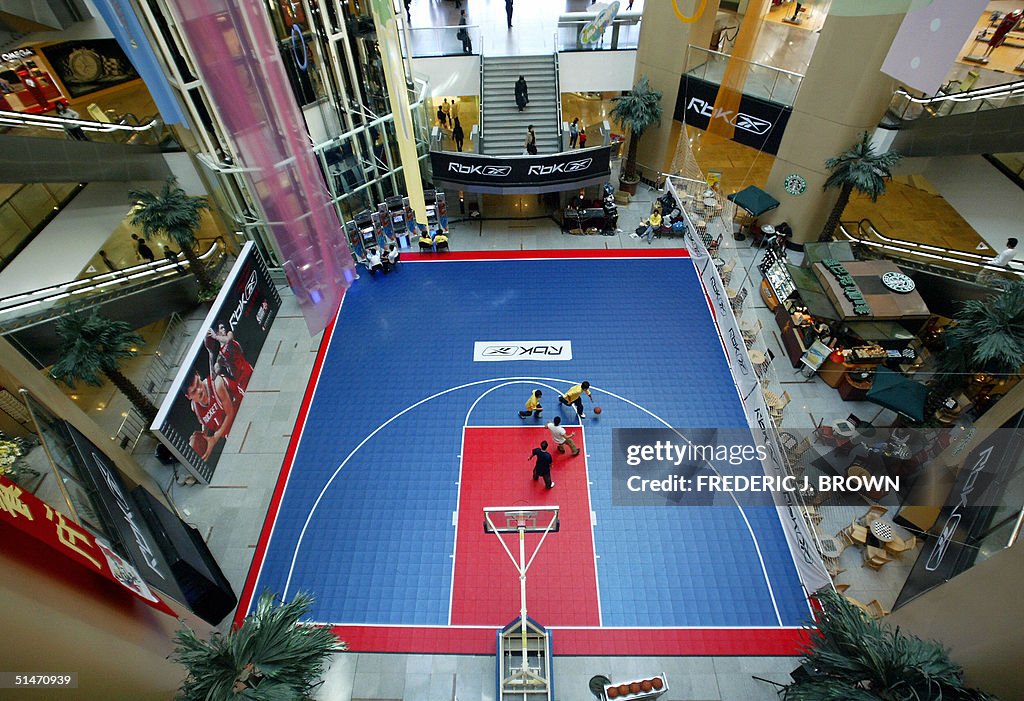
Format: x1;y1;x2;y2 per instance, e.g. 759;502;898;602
173;591;343;700
783;590;996;699
51;310;159;423
818;132;901;242
129;177;216;296
928;281;1024;413
610;76;663;195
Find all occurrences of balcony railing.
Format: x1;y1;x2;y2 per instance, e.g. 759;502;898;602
405;24;481;58
555;12;642;52
885;79;1024;123
684;46;804;108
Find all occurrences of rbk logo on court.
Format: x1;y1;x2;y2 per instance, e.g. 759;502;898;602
474;341;573;362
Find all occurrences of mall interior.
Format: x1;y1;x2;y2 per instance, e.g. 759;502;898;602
2;0;1024;699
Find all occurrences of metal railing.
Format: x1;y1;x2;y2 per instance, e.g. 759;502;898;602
684;46;805;108
0;239;227;331
0;108;171;146
555;12;642;52
886;78;1024;123
836;219;1024;284
405;24;481;58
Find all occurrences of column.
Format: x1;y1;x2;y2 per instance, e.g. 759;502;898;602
632;0;718;176
764;3;909;243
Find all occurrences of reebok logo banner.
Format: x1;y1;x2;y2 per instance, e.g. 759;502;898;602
473;341;573;361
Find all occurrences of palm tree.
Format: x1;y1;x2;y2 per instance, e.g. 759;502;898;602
129;177;214;291
929;281;1024;406
51;311;158;422
610;75;663;193
819;132;901;242
783;590;996;700
173;591;343;701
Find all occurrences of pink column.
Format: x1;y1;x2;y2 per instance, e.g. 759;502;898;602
170;0;356;335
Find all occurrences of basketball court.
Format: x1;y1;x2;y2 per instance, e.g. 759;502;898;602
238;250;812;655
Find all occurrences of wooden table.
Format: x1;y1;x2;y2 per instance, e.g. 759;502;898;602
833;419;857;440
818;536;842;559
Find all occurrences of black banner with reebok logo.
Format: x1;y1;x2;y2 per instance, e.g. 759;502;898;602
431;146;612;194
674;75;792;155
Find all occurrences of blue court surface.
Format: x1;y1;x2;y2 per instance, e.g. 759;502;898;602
242;250;811;654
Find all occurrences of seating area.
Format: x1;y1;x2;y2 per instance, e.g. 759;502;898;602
807;503;924;619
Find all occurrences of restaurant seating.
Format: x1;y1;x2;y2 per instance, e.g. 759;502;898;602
863;545;891;570
841;522;868;547
859;505;889;525
768;390;791;423
884;533;918;556
865;599;889;619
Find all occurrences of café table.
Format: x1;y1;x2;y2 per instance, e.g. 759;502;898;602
869;519;896;543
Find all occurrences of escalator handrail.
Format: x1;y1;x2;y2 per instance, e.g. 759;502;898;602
0;108;163;136
837;218;1024;275
0;240;224;317
890;78;1024;118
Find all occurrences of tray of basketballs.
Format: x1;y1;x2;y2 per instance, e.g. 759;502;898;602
604;674;668;700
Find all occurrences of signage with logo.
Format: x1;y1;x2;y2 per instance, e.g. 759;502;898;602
895;411;1024;608
783;173;806;196
674;75;792;155
432;147;612;194
153;242;282;484
473;341;573;362
0;473;175;616
1;48;36;62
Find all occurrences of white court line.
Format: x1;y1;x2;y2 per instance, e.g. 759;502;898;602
245;295;347;608
449;380;566;624
578;421;604;626
283;377;785;628
307;620;803;630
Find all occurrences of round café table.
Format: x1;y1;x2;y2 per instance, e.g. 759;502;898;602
869;519;896;543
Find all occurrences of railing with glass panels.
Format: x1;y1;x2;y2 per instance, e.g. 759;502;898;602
885;79;1024;123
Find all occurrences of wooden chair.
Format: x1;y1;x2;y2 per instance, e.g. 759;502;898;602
834;583;850;594
841;522;868;547
863;545;891;570
801;505;823;526
884;534;918;556
719;258;736;287
741;318;762;348
859;505;888;525
769;390;791;423
866;600;889;619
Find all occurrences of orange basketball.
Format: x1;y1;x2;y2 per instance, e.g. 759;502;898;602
189;431;208;457
617;685;629;696
594;406;602;414
606;687;618;698
651;677;664;690
629;682;641;694
640;680;653;692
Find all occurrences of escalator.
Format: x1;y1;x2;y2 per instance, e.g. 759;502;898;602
882;79;1024;158
0;239;229;368
0;109;181;183
835;219;1022;317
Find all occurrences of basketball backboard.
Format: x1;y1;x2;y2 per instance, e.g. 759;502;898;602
483;506;559;534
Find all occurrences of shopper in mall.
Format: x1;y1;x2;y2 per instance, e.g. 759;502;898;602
514;75;528;111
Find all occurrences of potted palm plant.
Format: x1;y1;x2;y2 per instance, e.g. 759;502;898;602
129;177;215;295
819;132;901;242
173;591;343;701
929;281;1024;412
783;590;996;699
51;310;159;423
610;76;663;195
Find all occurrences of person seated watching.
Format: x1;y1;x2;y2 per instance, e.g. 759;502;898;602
641;209;663;244
387;244;400;269
366;247;384;274
435;230;450;252
418;229;434;252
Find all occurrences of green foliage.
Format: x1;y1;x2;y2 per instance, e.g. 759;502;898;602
173;591;343;701
823;132;902;202
783;591;996;701
610;76;663;181
129;176;210;251
819;132;901;241
933;281;1024;391
51;310;143;388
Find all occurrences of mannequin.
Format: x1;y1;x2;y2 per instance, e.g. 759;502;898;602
984;9;1023;57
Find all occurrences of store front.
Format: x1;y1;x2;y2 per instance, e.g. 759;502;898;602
0;48;63;113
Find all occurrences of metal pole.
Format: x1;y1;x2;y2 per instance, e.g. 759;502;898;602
519;524;528;675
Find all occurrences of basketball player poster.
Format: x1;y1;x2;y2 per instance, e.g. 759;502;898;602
153;242;282;484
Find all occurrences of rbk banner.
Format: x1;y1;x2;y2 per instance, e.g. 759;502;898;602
432;146;612;193
153;242;281;484
675;75;792;155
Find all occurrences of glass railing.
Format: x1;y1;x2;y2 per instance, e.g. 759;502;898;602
684;46;804;108
405;24;481;58
886;79;1024;122
0;239;227;331
0;183;83;271
555;14;642;52
0;109;172;146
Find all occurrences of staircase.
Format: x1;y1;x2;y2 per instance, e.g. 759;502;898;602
480;54;560;156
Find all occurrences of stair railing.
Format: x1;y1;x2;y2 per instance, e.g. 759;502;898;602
553;50;564;152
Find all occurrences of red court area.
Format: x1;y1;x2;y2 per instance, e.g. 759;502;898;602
451;426;600;627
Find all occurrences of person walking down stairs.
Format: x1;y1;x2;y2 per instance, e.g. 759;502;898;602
515;75;529;112
524;125;537;155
